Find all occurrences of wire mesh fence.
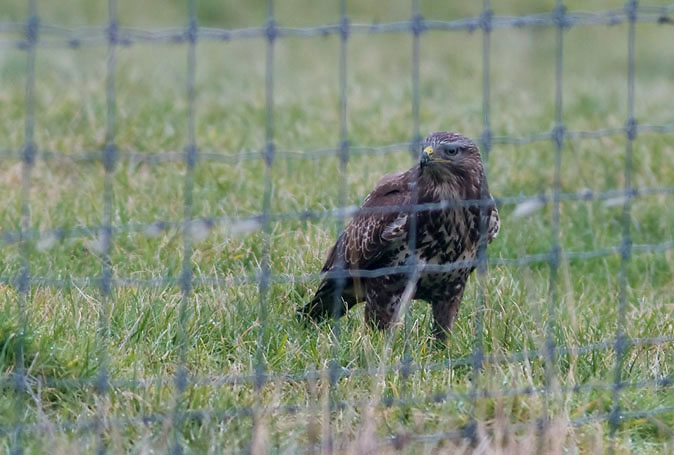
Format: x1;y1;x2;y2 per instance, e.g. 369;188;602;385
1;0;673;453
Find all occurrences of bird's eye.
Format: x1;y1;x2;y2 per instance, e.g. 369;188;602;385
443;145;459;156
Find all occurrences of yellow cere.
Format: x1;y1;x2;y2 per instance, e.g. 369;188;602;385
423;145;434;156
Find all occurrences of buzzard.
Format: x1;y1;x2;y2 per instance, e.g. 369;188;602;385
301;132;500;339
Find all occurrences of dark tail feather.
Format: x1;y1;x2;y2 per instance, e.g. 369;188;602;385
299;278;355;322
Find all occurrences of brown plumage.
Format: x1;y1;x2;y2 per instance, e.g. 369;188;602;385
300;132;500;339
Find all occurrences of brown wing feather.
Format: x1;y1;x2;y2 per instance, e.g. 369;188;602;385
326;171;411;272
301;171;412;321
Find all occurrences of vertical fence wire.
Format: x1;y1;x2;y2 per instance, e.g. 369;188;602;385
325;0;350;452
397;0;422;433
93;0;118;453
327;0;350;335
609;0;638;451
11;1;37;454
538;0;566;446
410;0;421;154
254;0;276;447
170;1;198;453
467;0;493;443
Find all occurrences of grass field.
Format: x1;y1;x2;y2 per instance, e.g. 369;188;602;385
1;0;674;453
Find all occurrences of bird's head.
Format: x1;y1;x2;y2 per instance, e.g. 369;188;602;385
419;132;483;184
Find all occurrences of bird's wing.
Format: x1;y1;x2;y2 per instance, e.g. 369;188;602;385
321;171;411;273
487;202;500;243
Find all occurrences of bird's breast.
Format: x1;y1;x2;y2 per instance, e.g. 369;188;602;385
384;208;479;267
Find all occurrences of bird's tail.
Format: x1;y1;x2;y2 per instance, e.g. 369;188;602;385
299;278;355;321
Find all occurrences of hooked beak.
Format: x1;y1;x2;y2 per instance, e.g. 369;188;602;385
420;145;434;168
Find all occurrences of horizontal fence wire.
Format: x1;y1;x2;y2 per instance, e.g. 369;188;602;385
0;5;673;50
1;186;674;248
1;1;674;453
0;237;672;290
1;379;674;443
0;332;672;389
1;123;674;164
0;240;672;302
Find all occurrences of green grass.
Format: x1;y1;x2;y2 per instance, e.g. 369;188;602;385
1;0;674;454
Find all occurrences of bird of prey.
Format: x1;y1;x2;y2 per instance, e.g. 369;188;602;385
300;132;500;339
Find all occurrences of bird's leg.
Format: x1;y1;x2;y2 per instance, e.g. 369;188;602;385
364;299;395;330
364;278;407;331
431;284;466;341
